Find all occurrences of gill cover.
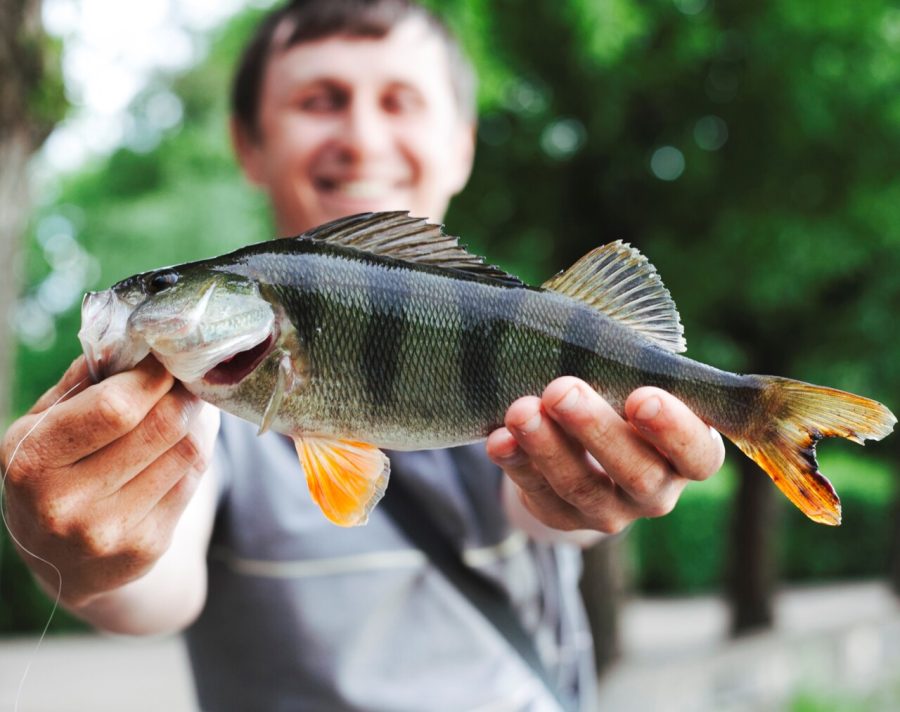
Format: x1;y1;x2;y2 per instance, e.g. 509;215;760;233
127;269;276;383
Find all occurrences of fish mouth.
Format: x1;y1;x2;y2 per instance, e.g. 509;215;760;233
202;330;276;386
79;290;150;382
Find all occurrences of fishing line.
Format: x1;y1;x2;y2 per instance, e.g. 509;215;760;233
0;377;88;712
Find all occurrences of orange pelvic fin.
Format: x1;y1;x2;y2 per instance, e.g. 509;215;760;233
732;378;896;526
293;436;390;526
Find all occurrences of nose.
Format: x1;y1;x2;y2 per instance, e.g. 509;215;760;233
336;98;393;160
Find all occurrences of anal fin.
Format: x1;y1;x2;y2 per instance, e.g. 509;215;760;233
294;436;390;526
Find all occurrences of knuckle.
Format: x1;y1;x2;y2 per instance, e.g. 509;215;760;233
642;494;678;519
3;446;40;487
145;401;190;447
96;386;140;433
597;517;630;535
1;421;46;484
558;476;602;507
583;412;617;448
35;495;74;536
522;494;580;532
125;530;168;564
72;521;120;558
171;433;209;474
623;457;666;501
511;471;551;495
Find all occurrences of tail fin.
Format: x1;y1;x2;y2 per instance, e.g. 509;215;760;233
730;378;896;526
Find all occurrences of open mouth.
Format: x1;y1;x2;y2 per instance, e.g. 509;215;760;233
203;332;275;386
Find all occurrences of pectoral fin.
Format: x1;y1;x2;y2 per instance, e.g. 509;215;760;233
293;436;390;526
258;350;293;436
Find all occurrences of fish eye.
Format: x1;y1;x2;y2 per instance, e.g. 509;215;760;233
147;270;179;294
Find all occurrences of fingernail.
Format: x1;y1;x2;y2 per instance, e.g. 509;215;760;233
635;396;661;423
553;386;580;414
518;412;542;434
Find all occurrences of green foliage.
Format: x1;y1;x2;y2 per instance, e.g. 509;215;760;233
5;0;899;632
631;451;896;593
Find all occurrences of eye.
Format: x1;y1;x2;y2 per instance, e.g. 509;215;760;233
147;269;179;294
382;85;424;115
297;83;347;113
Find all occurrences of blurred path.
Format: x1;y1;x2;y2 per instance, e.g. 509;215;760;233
0;633;195;712
1;581;898;711
600;580;900;711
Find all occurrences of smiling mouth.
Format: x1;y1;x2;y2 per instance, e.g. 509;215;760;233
313;177;407;200
203;332;276;386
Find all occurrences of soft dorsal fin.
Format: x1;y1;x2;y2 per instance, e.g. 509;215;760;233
542;240;687;353
301;212;523;286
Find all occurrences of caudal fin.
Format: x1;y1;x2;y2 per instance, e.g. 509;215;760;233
730;378;896;526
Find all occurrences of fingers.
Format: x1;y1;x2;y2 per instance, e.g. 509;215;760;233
119;403;220;523
487;378;726;535
541;378;685;516
84;384;204;493
21;358;175;469
624;387;725;482
487;428;587;531
489;394;632;532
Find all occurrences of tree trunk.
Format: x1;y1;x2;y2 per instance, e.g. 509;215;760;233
0;133;31;427
0;0;52;427
727;449;779;634
579;535;625;675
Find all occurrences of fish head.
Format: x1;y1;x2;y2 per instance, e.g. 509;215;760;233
79;264;276;385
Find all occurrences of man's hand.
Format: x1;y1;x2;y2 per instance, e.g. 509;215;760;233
486;377;725;534
0;356;218;611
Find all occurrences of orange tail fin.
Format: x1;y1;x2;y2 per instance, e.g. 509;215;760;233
730;378;895;525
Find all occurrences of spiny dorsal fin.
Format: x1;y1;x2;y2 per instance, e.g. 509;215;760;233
542;240;687;353
301;212;523;286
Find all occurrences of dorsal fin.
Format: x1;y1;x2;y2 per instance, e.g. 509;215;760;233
542;240;687;353
301;212;523;286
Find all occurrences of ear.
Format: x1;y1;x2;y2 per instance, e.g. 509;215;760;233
230;117;266;186
447;120;476;196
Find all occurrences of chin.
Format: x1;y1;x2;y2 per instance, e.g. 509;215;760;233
316;192;415;218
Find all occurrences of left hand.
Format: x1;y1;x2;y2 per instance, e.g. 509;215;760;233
486;377;725;534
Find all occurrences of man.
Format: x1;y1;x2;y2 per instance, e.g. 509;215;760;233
1;1;724;709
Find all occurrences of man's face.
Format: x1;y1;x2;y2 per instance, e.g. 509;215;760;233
234;17;475;236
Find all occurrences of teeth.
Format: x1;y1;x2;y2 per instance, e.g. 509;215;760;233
334;180;391;199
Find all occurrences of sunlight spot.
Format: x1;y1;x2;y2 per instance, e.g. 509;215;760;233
650;146;685;181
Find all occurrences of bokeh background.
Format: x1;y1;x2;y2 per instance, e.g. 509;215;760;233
2;0;899;709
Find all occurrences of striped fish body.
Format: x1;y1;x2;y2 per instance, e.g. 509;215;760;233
199;240;742;451
79;212;895;527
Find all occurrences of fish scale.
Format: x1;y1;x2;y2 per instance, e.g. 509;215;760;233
78;211;895;527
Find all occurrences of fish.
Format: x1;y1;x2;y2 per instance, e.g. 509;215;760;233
78;212;896;527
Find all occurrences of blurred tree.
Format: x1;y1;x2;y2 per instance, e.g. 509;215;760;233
0;0;62;426
446;0;900;636
7;0;899;648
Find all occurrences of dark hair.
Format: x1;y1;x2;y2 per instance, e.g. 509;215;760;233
231;0;476;138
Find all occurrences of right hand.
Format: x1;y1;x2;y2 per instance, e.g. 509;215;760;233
0;355;219;608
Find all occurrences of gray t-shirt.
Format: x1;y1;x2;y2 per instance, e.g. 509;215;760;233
184;413;597;711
